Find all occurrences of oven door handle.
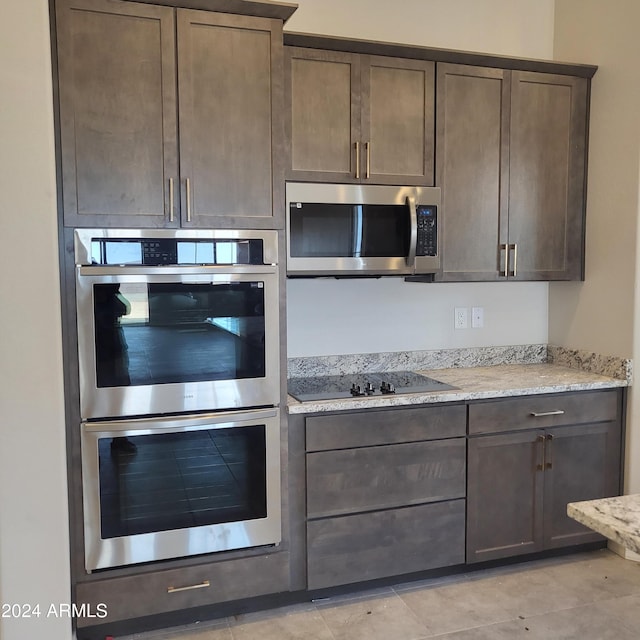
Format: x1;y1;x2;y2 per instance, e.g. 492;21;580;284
81;407;279;433
406;195;417;269
77;265;277;277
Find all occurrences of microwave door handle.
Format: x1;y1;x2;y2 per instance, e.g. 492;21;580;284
406;195;417;268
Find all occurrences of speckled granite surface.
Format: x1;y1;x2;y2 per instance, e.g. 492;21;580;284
568;495;640;556
288;344;633;383
548;345;633;382
287;363;627;414
287;344;548;378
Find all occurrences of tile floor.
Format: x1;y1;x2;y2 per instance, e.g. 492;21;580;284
117;549;640;640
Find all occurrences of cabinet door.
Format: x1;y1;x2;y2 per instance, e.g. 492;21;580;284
177;10;283;228
285;47;360;182
56;0;178;228
467;431;545;563
543;422;621;549
436;63;510;280
508;72;588;280
361;56;434;185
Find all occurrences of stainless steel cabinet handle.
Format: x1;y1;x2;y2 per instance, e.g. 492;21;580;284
530;410;565;417
536;434;545;471
500;244;509;277
168;178;175;223
510;243;518;277
167;580;210;594
185;177;192;223
355;142;360;179
545;433;554;469
365;141;370;179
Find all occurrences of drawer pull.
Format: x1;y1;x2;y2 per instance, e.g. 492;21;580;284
530;410;565;418
167;580;210;594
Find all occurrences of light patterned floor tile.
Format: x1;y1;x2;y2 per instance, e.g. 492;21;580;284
317;591;428;640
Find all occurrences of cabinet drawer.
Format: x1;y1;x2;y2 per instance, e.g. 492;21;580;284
75;551;289;627
468;390;619;435
307;438;466;518
307;499;465;590
306;404;466;451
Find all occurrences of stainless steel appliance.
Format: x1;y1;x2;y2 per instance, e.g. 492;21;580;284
74;229;282;571
286;182;441;276
288;371;457;401
81;408;281;571
74;229;280;420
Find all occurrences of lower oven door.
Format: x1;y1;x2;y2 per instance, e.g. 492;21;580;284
81;408;281;572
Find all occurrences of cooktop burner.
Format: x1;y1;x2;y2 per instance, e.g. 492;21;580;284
288;370;458;402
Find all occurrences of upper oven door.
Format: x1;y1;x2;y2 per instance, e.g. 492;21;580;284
76;266;279;419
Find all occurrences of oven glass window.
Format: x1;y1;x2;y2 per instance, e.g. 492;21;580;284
93;282;265;388
99;425;267;538
289;203;410;257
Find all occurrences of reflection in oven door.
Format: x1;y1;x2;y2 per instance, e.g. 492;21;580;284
96;281;267;387
81;408;281;572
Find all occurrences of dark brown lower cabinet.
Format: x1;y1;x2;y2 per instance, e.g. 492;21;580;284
467;430;544;562
466;390;622;564
307;500;465;590
303;404;467;589
75;551;290;628
543;423;621;548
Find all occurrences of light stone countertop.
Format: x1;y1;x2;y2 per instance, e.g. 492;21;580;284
287;363;628;414
568;495;640;556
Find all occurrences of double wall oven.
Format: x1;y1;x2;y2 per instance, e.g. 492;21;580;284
74;229;281;572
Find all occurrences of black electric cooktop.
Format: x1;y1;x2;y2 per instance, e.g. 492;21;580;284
288;370;458;402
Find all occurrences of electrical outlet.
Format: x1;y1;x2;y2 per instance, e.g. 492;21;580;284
454;307;468;329
472;306;484;328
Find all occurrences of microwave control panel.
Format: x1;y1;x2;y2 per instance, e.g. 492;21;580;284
416;205;437;257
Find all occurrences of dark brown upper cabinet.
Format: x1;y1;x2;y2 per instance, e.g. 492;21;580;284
285;47;435;186
436;64;509;281
55;0;285;229
508;71;588;280
436;63;588;281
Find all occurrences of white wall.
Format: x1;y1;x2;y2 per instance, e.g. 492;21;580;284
0;2;72;639
285;0;555;358
288;279;548;357
285;0;555;58
552;0;640;493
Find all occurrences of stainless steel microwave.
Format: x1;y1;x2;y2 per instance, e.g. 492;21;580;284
286;182;441;276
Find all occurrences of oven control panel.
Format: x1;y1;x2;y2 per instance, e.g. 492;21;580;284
142;240;177;265
87;237;265;266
